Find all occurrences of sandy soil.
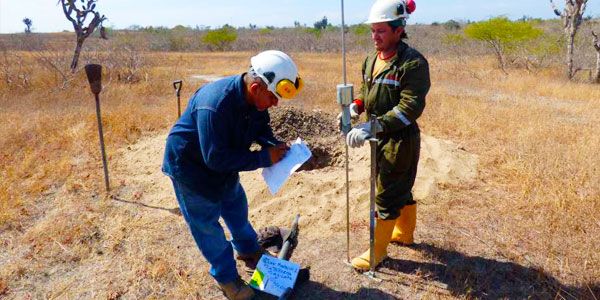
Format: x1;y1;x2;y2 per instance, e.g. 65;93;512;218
100;118;478;299
3;106;576;299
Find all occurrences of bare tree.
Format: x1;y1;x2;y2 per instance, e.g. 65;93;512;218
58;0;107;72
550;0;588;80
23;18;33;34
593;31;600;84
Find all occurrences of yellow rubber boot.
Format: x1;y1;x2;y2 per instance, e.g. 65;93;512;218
391;204;416;245
351;218;396;271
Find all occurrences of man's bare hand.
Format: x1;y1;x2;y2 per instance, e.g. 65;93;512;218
268;143;288;164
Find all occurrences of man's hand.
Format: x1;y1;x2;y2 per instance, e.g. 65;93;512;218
345;120;382;148
346;128;371;148
268;143;288;164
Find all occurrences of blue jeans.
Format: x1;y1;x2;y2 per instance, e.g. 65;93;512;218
170;178;260;283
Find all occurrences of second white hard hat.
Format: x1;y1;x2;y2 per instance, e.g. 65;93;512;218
365;0;416;24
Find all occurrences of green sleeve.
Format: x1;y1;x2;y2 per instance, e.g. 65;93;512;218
379;57;430;133
358;57;367;101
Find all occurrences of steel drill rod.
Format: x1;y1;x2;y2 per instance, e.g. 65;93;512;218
368;116;377;275
94;94;110;192
341;0;347;85
345;143;350;263
339;0;351;265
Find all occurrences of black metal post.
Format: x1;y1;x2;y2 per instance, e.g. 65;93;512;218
85;64;110;193
94;94;110;192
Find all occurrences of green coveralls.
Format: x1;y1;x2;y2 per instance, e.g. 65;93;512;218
359;41;431;220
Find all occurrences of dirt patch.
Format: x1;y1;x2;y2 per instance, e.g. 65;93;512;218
269;106;344;170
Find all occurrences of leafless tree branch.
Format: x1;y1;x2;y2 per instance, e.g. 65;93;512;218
58;0;107;72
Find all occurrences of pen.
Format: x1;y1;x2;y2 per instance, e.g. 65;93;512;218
258;137;277;147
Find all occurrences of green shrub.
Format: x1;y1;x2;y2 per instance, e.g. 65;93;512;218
465;17;542;72
465;17;542;52
202;25;237;51
259;27;273;35
442;33;466;46
304;27;323;39
443;20;461;31
352;24;370;36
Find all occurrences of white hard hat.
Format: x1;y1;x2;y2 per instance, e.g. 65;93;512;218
250;50;303;100
365;0;416;24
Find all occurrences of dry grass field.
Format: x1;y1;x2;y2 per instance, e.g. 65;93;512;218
0;47;599;299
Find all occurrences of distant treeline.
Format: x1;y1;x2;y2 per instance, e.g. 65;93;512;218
2;18;600;80
0;19;561;54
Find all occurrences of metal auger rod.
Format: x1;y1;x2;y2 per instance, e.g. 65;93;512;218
341;0;348;86
366;115;378;278
345;142;350;263
340;0;351;265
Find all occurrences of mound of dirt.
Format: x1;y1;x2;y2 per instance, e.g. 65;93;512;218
269;106;344;170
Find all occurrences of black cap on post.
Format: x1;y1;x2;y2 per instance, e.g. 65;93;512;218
85;64;103;95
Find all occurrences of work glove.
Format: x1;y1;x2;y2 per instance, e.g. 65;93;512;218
348;102;361;119
345;121;382;148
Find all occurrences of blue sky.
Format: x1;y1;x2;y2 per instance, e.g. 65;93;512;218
1;0;599;33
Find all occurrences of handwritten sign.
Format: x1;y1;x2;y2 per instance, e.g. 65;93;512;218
248;255;300;297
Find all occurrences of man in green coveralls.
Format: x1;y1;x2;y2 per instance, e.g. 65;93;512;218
345;0;430;270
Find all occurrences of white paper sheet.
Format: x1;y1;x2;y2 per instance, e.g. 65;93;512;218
261;138;312;195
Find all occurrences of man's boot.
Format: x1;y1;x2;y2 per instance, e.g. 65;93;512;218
217;277;255;300
351;218;396;271
391;204;416;245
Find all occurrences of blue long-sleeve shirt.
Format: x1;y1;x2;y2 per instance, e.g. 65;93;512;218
162;74;279;200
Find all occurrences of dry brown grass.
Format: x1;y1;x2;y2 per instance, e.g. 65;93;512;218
1;50;599;298
423;56;600;286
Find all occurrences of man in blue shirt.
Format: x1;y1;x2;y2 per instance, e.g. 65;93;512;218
162;50;303;300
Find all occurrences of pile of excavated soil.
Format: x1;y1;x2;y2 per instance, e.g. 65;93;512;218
269;106;344;170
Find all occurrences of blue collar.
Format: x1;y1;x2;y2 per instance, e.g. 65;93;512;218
234;73;253;112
